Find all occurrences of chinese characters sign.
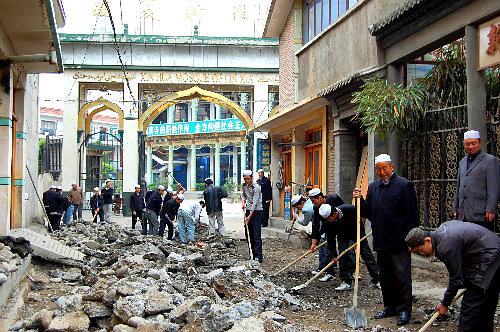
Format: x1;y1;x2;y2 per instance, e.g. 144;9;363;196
478;17;500;70
146;118;246;137
256;138;271;172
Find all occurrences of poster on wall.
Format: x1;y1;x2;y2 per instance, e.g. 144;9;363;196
478;16;500;70
284;190;291;221
256;138;271;172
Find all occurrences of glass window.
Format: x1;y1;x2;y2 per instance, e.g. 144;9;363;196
197;101;210;121
349;0;357;9
322;0;330;30
314;129;322;143
302;5;309;43
174;103;188;122
315;0;322;35
330;0;338;22
308;3;314;42
339;0;347;16
313;150;320;185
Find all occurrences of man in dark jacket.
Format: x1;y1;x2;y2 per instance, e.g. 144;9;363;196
159;194;185;239
89;187;104;223
144;185;165;235
43;185;66;231
353;153;418;326
406;221;500;332
203;178;228;236
318;204;379;291
257;169;272;227
130;184;145;230
101;180;114;223
309;188;345;282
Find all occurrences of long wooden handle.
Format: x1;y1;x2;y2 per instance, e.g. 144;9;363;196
273;241;328;276
418;289;466;332
244;215;254;261
305;231;372;287
353;197;361;308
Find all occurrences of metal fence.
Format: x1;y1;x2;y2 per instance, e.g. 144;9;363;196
40;135;63;180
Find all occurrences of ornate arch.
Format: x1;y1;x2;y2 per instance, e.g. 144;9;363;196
138;86;254;132
78;97;124;133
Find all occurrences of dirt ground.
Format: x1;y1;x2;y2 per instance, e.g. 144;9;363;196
236;237;500;332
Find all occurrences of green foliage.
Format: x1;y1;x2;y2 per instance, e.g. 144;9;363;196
38;138;46;174
101;160;116;179
194;182;205;191
352;77;425;141
486;67;500;112
222;177;237;194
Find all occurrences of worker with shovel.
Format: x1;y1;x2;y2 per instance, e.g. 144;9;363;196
353;153;418;326
406;221;500;332
318;203;380;291
241;170;263;263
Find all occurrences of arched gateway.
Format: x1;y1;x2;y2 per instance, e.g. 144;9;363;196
137;86;254;190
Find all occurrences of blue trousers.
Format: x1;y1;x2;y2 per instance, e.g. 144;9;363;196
177;209;195;243
62;205;74;226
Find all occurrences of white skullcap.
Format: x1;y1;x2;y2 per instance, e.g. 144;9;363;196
50;185;57;189
93;187;99;191
167;186;174;193
291;195;302;206
308;188;321;197
257;169;264;173
57;186;63;190
375;154;392;164
464;130;480;139
158;185;165;190
105;179;112;183
177;194;185;200
71;182;77;186
134;184;141;188
242;170;253;176
319;204;333;219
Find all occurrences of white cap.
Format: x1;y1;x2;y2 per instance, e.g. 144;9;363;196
319;204;332;219
57;186;63;190
177;194;185;201
167;186;173;193
158;185;165;190
257;169;264;173
71;182;77;186
93;187;99;191
291;195;302;206
375;153;392;164
308;188;321;197
134;184;141;188
464;130;480;139
50;185;57;189
242;170;253;176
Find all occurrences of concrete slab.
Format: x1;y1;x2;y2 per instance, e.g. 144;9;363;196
0;254;31;308
10;228;85;262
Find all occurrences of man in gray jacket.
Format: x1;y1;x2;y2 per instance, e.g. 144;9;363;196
406;221;500;332
203;178;227;236
454;130;500;231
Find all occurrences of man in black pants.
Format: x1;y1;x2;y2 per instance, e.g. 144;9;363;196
241;170;263;263
130;184;145;230
159;194;185;239
406;221;500;332
318;203;380;291
144;185;165;235
256;169;272;227
89;187;104;223
353;153;418;326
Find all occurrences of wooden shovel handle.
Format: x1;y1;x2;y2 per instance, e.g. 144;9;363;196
273;241;328;276
418;289;466;332
353;197;362;308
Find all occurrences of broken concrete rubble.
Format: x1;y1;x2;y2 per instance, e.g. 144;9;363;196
9;220;311;331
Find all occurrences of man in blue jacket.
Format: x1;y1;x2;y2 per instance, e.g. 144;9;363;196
353;153;418;326
406;221;500;332
144;185;165;235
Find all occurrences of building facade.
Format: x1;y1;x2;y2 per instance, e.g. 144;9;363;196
0;0;65;235
259;0;500;224
59;33;279;214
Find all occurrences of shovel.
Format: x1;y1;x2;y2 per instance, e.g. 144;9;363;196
418;289;465;332
243;213;259;268
272;241;328;276
290;232;372;292
345;197;367;328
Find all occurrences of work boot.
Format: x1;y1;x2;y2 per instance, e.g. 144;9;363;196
334;282;352;291
374;307;397;319
397;311;411;326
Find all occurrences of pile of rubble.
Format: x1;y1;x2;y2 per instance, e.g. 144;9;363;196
0;236;32;285
9;221;310;332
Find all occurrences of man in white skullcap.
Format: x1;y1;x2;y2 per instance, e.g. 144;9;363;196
256;169;272;227
454;130;499;231
144;185;166;235
241;170;264;262
353;153;418;326
90;187;104;223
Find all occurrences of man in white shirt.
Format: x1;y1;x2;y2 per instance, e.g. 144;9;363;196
177;198;203;244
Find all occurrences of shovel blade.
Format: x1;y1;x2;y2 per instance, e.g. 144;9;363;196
289;283;307;293
344;307;367;328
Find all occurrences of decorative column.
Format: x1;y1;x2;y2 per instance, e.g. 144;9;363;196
240;140;247;177
190;143;197;190
214;142;221;186
167;106;175;123
191;99;198;122
168;145;174;185
232;144;238;185
146;144;152;184
215;105;221;120
62;71;80;190
13;89;26;229
465;25;487;150
0;65;13;235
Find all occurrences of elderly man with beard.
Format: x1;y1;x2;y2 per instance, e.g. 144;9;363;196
353;153;418;326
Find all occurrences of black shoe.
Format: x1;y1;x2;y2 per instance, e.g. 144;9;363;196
374;307;397;319
397;311;411;326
